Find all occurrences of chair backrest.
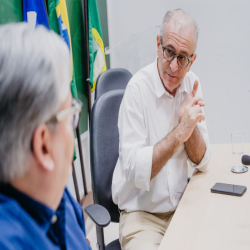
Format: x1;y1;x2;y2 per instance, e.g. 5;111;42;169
90;89;124;223
95;68;132;100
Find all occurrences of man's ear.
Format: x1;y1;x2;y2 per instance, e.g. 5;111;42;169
156;34;161;57
187;54;197;72
32;124;55;172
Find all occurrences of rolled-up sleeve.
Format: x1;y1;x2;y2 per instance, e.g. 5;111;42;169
118;85;152;191
188;134;211;172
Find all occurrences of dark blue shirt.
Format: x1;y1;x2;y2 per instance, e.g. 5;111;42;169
0;184;91;250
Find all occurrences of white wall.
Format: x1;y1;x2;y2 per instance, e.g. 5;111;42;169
107;0;250;145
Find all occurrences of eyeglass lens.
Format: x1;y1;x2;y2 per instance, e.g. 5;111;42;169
164;48;189;68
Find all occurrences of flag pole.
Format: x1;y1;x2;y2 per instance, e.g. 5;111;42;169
82;0;92;121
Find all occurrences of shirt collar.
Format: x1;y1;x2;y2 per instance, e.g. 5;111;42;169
153;57;189;98
153;58;166;98
177;77;188;94
0;183;55;232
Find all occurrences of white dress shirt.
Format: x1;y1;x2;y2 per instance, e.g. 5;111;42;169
112;58;211;213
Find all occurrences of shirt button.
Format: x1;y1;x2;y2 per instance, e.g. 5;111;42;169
51;214;57;224
168;171;170;175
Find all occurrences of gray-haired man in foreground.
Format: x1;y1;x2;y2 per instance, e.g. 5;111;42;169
0;23;91;249
112;9;211;249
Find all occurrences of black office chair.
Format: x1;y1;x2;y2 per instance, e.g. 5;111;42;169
95;68;132;100
85;90;124;250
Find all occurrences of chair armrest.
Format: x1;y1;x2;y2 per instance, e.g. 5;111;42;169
85;204;111;228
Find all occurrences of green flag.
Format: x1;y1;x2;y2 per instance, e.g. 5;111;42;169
47;0;77;99
88;0;106;92
0;0;23;24
47;0;78;159
47;0;88;134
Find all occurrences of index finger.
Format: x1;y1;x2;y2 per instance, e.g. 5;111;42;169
191;80;199;97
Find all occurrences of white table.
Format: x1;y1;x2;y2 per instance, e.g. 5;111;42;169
158;144;250;250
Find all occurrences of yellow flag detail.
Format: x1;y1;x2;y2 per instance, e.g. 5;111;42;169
56;0;74;84
91;28;107;92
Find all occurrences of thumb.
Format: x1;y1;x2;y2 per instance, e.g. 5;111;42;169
191;80;199;97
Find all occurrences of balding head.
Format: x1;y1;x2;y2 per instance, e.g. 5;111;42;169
160;9;199;52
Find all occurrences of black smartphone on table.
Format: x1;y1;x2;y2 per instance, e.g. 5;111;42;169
211;183;247;197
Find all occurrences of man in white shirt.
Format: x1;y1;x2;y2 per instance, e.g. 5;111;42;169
112;9;211;250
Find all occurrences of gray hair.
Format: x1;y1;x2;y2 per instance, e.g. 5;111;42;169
0;23;71;182
160;9;199;52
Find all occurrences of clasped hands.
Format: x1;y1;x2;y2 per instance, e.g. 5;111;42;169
177;80;205;142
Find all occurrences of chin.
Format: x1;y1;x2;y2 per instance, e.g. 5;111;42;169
164;80;177;91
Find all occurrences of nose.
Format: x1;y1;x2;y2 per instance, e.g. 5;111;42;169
170;56;178;72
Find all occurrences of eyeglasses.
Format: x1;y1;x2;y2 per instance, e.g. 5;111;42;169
160;37;193;68
47;98;82;130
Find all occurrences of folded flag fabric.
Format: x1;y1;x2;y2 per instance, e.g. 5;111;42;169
55;0;78;99
23;0;49;29
88;0;107;92
53;0;78;159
